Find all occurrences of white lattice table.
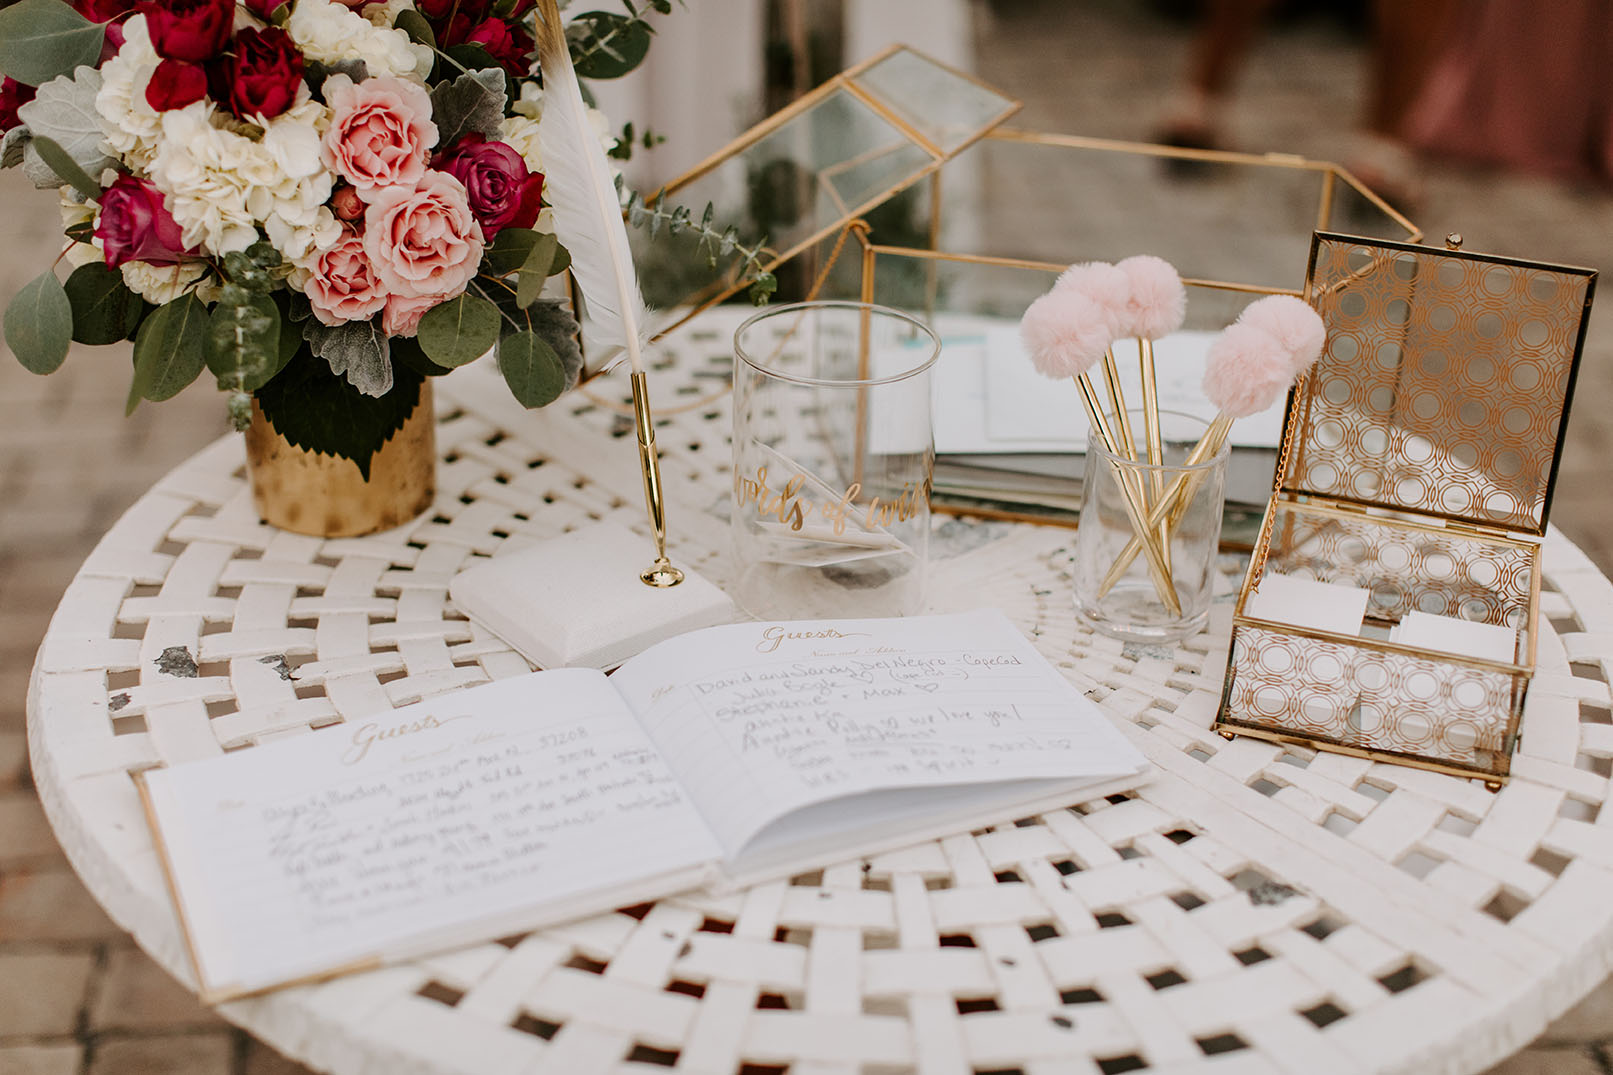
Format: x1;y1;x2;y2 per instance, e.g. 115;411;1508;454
26;334;1613;1075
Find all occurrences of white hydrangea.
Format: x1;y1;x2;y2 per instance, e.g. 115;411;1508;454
288;0;424;82
121;259;215;304
146;97;336;258
95;15;164;171
267;205;341;267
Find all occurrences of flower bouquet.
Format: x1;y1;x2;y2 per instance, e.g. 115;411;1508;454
0;0;676;478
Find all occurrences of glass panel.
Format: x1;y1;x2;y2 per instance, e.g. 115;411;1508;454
849;47;1017;155
1292;237;1593;532
635;88;933;312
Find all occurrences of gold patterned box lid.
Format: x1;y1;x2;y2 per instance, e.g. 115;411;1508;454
1282;232;1597;537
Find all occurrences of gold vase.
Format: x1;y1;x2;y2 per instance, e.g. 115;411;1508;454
245;381;436;538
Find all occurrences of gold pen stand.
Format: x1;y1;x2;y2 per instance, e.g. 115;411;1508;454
1214;232;1597;784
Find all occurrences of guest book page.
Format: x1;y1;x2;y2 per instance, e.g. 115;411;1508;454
139;669;723;1000
608;610;1148;863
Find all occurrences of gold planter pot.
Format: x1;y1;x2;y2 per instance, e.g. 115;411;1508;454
245;381;436;538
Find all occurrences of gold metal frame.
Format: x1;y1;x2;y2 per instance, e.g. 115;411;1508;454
1215;233;1598;786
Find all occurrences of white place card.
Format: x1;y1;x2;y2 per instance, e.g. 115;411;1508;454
1243;573;1371;637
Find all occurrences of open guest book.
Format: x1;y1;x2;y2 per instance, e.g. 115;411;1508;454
137;610;1149;1001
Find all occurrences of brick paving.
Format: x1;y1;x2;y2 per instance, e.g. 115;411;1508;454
0;4;1608;1073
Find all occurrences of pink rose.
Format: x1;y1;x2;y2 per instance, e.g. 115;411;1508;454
362;171;485;299
95;175;193;268
304;227;388;326
321;75;438;201
382;292;446;337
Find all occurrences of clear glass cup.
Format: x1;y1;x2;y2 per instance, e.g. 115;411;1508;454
1072;409;1230;643
731;301;940;619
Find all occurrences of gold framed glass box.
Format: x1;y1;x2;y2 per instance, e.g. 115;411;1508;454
1214;232;1598;785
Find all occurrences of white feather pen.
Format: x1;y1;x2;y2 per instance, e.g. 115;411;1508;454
533;0;683;585
534;0;650;376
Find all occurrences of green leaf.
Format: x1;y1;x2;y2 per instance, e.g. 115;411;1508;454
302;318;392;396
497;331;568;408
27;133;99;200
482;227;540;276
127;294;207;413
4;270;72;374
429;67;505;150
205;293;282;392
547;241;571;278
63;262;140;345
16;66;114;189
393;8;434;48
444;43;497;76
417;291;500;368
0;0;105;87
515;231;558;308
568;12;652;79
254;348;423;479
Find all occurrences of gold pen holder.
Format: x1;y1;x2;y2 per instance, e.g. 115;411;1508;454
1215;233;1598;785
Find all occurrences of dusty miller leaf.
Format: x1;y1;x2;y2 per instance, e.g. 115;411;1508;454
0;126;28;170
302;318;393;397
16;66;113;188
429;68;505;149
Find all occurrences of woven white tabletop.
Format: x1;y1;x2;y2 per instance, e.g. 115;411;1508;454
26;317;1613;1075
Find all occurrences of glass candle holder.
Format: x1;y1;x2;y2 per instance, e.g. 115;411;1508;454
1072;409;1230;643
731;301;940;619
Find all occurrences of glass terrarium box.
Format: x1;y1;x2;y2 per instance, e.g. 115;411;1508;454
1214;232;1597;785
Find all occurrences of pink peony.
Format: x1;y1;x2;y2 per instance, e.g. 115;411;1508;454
1020;288;1111;380
382;292;446;337
362;170;485;299
304;227;388;326
1202;321;1293;418
321;74;439;201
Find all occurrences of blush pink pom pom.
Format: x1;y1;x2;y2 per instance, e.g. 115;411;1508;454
1055;261;1130;337
1203;322;1293;418
1020;288;1112;379
1116;254;1187;340
1237;295;1326;374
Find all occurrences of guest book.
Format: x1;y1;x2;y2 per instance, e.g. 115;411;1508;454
137;610;1149;1001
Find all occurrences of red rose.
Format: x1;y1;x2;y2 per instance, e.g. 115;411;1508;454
462;18;532;76
241;0;283;19
428;0;490;42
220;28;303;120
0;78;35;133
141;0;234;62
72;0;137;22
436;134;543;239
95;175;194;268
145;57;208;111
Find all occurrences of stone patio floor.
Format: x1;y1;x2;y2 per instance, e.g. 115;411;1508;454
0;2;1609;1072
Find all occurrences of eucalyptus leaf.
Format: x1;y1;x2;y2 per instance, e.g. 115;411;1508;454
4;270;72;374
429;68;505;150
497;331;568;408
16;66;113;185
206;293;282;392
393;8;434;48
443;44;497;76
63;262;141;345
523;299;583;391
516;231;558;300
0;127;28;170
417;291;500;369
28;133;99;201
548;241;571;278
568;12;652;80
390;334;454;378
253;347;423;479
0;0;105;87
483;227;539;276
127;294;207;413
302;318;392;397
